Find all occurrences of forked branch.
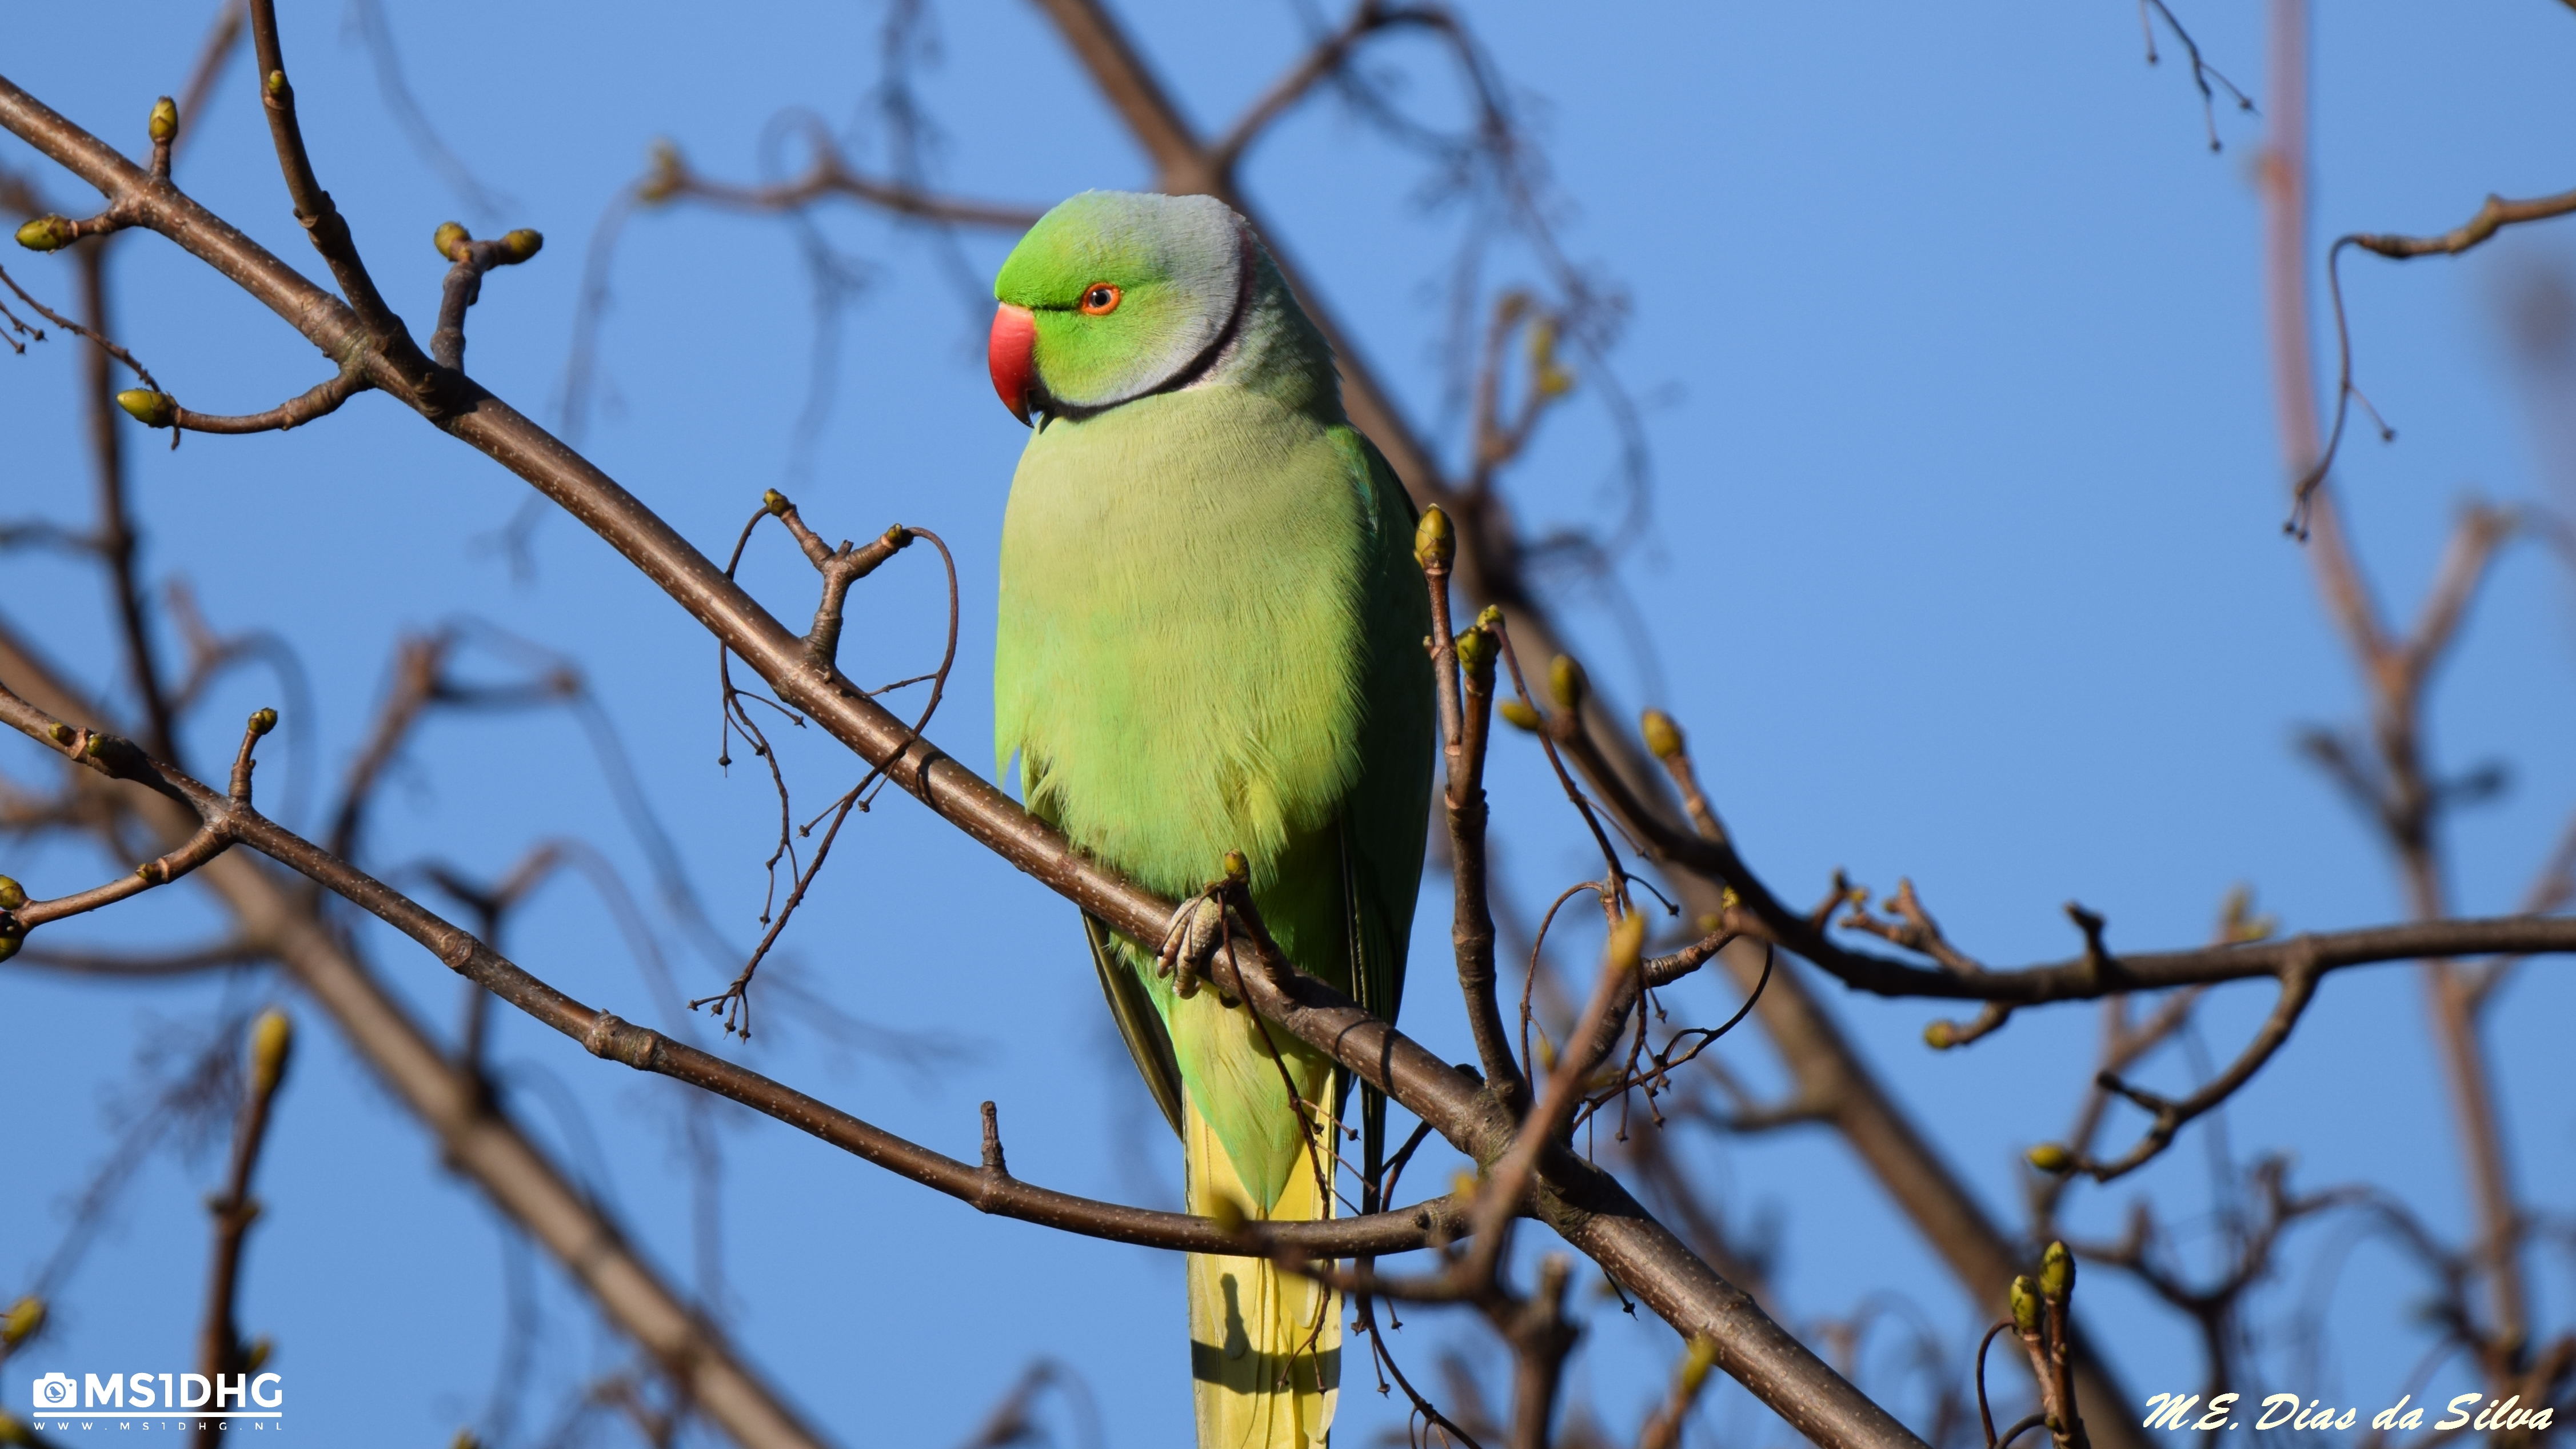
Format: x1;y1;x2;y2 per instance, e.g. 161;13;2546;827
0;680;1463;1263
2293;184;2576;524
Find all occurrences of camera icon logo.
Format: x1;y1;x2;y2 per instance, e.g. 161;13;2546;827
30;1372;78;1410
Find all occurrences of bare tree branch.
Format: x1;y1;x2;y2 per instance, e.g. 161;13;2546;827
0;672;1468;1263
2258;0;2542;1395
0;624;839;1449
633;134;1043;231
2294;183;2576;524
198;1009;290;1381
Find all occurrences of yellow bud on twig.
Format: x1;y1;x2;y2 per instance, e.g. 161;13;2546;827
15;215;77;252
501;229;544;262
1497;698;1541;732
117;390;177;428
2010;1275;2040;1335
1413;504;1455;572
250;1008;294;1095
1526;316;1556;366
1548;654;1585;712
433;221;470;262
1677;1334;1718;1396
2026;1142;2074;1174
1607;909;1646;973
0;876;23;912
1640;708;1683;761
249;707;279;737
638;139;684;203
148;96;178;143
1921;1020;1956;1051
1;1296;43;1347
265;70;287;97
1221;850;1249;885
1453;627;1493;676
2039;1239;2075;1303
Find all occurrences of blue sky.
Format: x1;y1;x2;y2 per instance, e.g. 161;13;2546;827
4;2;2573;1445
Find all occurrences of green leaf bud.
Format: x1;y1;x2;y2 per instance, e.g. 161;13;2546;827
1;1296;42;1347
149;96;178;143
15;215;77;252
1548;654;1585;712
2039;1240;2075;1303
1607;910;1646;973
47;723;75;746
433;221;470;262
2009;1275;2040;1335
762;489;790;516
638;139;683;203
1476;604;1503;631
249;706;279;736
1677;1334;1718;1396
117;389;177;428
1453;626;1495;677
501;228;544;262
2219;884;2276;943
1497;698;1541;732
1413;504;1455;572
250;1008;294;1095
2026;1142;2074;1174
1922;1019;1956;1051
1640;708;1683;761
0;928;19;965
264;69;287;97
0;876;23;911
1526;316;1556;367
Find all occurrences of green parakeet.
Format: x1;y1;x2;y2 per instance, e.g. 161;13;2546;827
988;190;1435;1448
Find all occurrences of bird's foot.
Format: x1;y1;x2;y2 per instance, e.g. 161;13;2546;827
1155;850;1254;1003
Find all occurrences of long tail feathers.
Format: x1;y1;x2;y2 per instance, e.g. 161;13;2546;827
1186;1095;1341;1448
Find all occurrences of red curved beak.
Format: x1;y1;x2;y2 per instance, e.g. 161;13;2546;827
988;302;1037;425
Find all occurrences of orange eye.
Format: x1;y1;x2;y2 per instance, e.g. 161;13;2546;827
1079;282;1121;316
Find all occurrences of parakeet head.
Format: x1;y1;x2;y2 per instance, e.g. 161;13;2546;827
988;190;1252;424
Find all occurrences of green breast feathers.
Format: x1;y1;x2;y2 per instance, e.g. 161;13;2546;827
995;388;1379;901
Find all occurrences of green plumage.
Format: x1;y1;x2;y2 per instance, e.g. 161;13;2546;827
991;191;1433;1447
